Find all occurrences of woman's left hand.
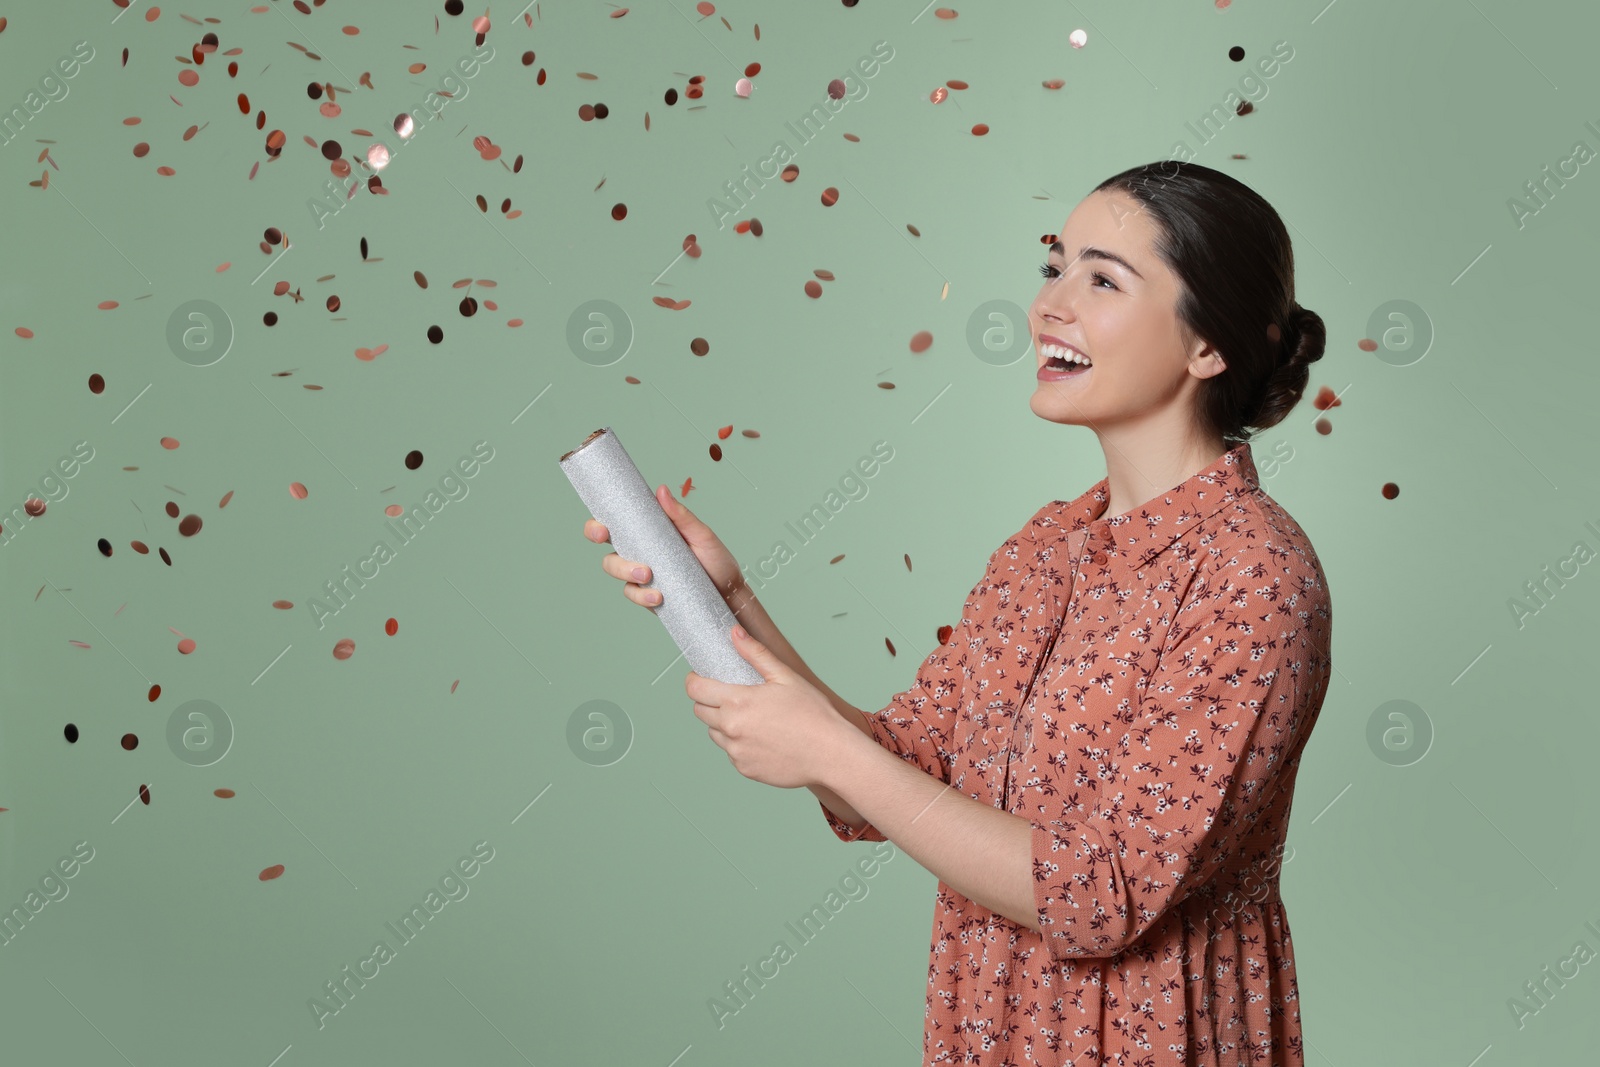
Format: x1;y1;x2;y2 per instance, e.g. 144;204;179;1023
686;625;850;790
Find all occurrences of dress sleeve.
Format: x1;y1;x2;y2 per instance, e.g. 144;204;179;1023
820;551;999;843
1027;566;1332;958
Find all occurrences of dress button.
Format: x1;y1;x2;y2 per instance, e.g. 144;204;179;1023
1093;551;1108;565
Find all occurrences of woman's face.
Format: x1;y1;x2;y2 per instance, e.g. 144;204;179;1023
1028;188;1225;433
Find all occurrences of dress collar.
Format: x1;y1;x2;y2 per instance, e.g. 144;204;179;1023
1024;442;1262;568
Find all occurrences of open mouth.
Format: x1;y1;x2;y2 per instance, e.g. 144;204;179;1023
1038;341;1092;377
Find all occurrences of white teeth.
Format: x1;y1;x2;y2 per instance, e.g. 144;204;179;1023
1040;343;1091;366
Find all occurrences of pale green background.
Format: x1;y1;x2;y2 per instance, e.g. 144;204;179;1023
2;0;1597;1064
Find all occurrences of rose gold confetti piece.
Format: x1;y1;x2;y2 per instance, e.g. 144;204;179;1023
971;123;989;136
219;490;233;508
1312;385;1342;410
821;187;839;206
735;78;751;97
1043;79;1065;90
474;14;491;32
178;70;198;87
132;541;149;554
272;600;293;610
408;63;426;74
804;280;823;299
385;617;398;636
69;640;91;649
16;327;34;339
1315;417;1332;435
907;224;921;237
451;679;460;694
611;8;628;16
696;1;714;13
814;269;835;281
139;784;151;804
877;381;896;390
341;25;359;34
259;864;285;881
24;498;44;516
905;553;913;572
156;165;177;176
414;271;428;288
385;504;403;517
215;788;235;798
149;684;161;702
179;514;202;536
930;86;947;105
947;80;969;90
652;297;691;310
333;638;355;660
1357;338;1377;352
160;437;179;450
289;482;308;499
886;637;897;656
910;331;933;353
178;638;196;654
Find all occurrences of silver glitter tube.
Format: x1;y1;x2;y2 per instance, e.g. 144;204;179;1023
559;426;764;686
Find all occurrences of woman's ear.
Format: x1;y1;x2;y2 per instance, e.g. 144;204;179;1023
1190;347;1227;380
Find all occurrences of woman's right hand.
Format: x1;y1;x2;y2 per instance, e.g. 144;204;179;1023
583;484;746;611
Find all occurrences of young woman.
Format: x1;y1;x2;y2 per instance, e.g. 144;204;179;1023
585;160;1332;1066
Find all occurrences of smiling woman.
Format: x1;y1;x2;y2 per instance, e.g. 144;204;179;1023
805;160;1336;1067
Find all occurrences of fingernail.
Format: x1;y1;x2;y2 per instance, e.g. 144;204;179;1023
632;566;648;581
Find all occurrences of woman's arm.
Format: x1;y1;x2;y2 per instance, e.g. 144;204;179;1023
724;582;876;828
819;722;1038;931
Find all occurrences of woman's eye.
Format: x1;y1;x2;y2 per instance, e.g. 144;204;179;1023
1037;263;1117;290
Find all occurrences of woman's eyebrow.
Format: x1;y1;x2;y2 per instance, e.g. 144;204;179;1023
1047;241;1144;281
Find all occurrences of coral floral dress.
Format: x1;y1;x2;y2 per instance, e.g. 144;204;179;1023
821;442;1333;1066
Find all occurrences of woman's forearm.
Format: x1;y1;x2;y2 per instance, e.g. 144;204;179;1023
724;581;875;830
822;724;1040;931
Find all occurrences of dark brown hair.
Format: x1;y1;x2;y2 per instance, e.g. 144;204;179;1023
1091;161;1326;444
